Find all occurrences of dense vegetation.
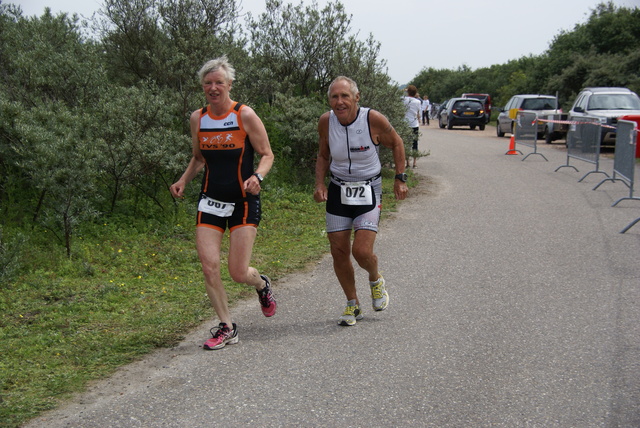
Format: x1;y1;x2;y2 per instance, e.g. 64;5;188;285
0;0;638;426
0;0;411;262
411;2;640;114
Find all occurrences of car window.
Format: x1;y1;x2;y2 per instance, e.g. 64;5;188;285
465;95;488;103
521;98;557;110
505;97;515;110
572;94;585;110
587;94;640;110
453;100;482;109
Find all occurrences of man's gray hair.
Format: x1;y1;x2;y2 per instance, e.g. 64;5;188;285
197;55;235;84
328;76;359;98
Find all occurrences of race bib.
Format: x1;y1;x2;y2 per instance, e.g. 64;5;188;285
340;182;373;206
198;195;235;217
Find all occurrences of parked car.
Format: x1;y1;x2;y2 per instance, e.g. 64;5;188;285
496;94;563;140
568;87;640;146
439;98;486;130
462;93;491;123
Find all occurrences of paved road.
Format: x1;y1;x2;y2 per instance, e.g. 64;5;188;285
27;125;640;427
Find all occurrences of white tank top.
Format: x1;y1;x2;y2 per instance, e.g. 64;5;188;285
328;107;381;181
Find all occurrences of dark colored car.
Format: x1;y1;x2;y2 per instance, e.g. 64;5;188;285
439;98;486;130
462;93;492;123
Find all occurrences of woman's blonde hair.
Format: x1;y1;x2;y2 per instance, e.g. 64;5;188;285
197;55;235;84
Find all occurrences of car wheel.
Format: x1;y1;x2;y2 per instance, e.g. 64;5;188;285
496;121;505;137
439;117;445;129
544;126;553;144
479;124;485;131
470;125;476;130
447;119;453;130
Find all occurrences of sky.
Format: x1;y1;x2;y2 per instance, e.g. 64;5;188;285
13;0;640;85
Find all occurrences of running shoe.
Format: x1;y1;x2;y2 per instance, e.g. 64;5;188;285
203;323;238;350
338;301;363;326
257;275;277;317
369;275;389;311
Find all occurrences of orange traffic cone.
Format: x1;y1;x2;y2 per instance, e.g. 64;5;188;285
505;135;520;155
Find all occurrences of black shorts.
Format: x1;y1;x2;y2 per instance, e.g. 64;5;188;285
325;178;382;233
196;194;261;232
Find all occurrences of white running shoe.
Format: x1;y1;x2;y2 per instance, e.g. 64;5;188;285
370;275;389;311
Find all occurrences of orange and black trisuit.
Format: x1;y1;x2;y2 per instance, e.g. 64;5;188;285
196;102;261;232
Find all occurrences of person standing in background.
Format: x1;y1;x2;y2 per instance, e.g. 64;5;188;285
403;85;421;168
422;95;431;126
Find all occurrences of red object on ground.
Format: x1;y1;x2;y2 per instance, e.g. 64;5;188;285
505;135;519;155
620;115;640;158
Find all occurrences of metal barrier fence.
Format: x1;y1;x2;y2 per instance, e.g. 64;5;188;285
554;116;609;182
610;119;640;233
593;120;639;208
507;113;640;233
515;111;547;161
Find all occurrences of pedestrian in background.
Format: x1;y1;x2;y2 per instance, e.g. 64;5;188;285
403;85;421;168
422;95;431;126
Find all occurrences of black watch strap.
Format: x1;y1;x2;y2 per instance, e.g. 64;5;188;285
395;173;407;182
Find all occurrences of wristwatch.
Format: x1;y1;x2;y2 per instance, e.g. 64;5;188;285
253;172;264;183
395;173;408;183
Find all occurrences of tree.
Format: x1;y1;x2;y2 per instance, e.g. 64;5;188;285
90;83;188;214
246;0;405;178
541;1;640;103
582;1;640;56
0;7;103;109
13;104;99;257
246;0;352;98
98;0;244;130
245;0;396;103
0;6;107;235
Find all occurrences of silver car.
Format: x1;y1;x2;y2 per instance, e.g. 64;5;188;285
496;94;560;138
568;87;640;146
